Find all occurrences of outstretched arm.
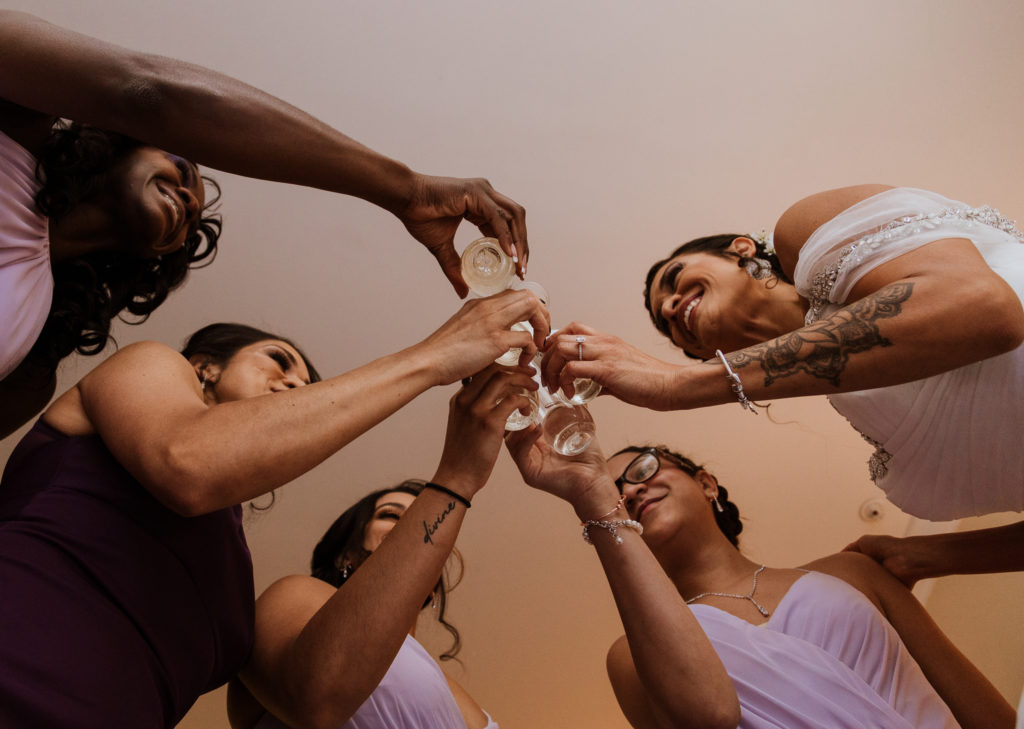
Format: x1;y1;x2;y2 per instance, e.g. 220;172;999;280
0;10;527;295
810;552;1014;729
504;432;739;729
45;289;548;515
232;367;527;729
846;521;1024;588
542;238;1024;410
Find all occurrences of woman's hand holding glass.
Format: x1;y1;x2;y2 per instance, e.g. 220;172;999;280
504;428;620;521
399;174;528;299
412;289;550;387
541;323;687;411
432;364;538;500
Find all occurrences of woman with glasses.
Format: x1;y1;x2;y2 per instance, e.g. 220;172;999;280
504;431;1013;728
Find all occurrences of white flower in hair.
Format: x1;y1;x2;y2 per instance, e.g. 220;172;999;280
749;228;775;257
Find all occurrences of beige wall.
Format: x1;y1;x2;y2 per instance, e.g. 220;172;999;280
3;1;1022;727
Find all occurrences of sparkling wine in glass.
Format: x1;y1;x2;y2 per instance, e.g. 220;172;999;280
461;237;516;296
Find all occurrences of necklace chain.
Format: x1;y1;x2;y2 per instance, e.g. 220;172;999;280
685;565;770;617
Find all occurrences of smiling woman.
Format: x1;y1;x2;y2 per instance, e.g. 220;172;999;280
502;434;1014;728
539;184;1024;586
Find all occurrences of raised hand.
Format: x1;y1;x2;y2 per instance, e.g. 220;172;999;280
411;289;551;386
504;428;620;522
399;174;527;298
432;364;537;500
541;323;684;411
843;534;921;588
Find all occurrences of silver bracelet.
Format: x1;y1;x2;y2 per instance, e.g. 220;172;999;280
582;519;643;545
581;495;627;523
715;349;757;414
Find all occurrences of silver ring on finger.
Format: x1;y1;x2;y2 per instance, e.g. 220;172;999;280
576;335;586;361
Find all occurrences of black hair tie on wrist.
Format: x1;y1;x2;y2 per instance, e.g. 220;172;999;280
424;482;471;509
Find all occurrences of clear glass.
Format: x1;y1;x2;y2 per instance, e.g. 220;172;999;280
504;390;540;432
512;279;550;308
461;237;515;296
567;378;601;405
495;321;533;366
545;327;601;404
541;403;596;456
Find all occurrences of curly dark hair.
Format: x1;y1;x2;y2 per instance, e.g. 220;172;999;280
611;444;744;547
27;121;221;372
311;480;464;661
643;233;791;358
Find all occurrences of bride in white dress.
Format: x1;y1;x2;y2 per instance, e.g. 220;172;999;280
539;184;1024;585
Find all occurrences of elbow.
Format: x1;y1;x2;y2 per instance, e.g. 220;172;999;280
984;297;1024;357
958;278;1024;358
107;53;179;128
143;441;221;517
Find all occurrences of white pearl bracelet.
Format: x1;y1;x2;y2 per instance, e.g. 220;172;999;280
582;519;643;545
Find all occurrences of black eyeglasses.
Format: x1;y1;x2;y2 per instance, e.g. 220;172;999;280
614;448;698;491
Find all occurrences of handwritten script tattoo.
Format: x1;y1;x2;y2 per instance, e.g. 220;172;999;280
422;501;456;544
730;282;913;387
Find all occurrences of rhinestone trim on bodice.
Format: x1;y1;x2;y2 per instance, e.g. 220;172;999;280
810;204;1024;481
805;205;1024;325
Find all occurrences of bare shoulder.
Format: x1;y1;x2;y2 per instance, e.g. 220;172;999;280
87;340;188;375
257;574;335;611
606;634;635;677
773;185;894;270
800;551;888;609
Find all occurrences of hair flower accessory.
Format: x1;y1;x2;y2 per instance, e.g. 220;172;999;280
749;228;775;257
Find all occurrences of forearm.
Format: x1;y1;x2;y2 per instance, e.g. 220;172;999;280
684;277;1022;409
0;10;416;213
580;497;737;725
257;489;467;729
901;522;1024;581
103;345;440;514
602;540;738;724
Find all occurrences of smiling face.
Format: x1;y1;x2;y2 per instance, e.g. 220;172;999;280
196;340;311;404
362;491;417;552
608;450;718;542
646;237;775;359
104;146;206;257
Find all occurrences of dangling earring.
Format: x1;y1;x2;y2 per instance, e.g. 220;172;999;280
200;375;207;393
712;495;724;513
740;256;772;281
339;564;353;582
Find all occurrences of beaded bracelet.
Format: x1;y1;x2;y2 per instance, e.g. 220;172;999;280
715;349;757;414
424;482;471;509
582;519;643;545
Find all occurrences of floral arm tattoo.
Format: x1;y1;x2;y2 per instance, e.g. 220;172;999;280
729;282;914;387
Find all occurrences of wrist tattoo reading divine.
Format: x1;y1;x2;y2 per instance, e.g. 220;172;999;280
422;502;456;545
730;282;913;387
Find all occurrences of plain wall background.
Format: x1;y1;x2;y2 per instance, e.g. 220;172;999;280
2;1;1022;726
